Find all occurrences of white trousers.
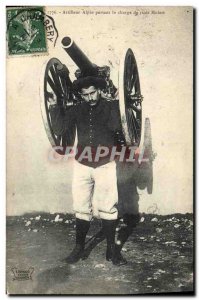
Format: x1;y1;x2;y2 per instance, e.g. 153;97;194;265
72;160;118;221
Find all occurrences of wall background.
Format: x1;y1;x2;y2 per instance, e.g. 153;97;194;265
7;6;193;215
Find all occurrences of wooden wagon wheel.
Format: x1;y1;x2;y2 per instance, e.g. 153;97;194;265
119;48;143;148
40;58;76;155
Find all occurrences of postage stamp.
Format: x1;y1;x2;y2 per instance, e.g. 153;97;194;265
6;7;48;55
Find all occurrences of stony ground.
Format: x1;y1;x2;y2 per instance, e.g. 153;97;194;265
6;213;194;295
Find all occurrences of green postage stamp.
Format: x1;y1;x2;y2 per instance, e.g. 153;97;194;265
6;7;47;55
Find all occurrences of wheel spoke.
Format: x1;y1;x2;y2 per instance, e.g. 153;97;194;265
128;109;139;141
59;75;66;94
47;75;60;96
127;57;136;91
61;134;66;147
126;70;133;92
131;104;141;113
132;110;141;130
56;134;62;144
127;67;137;93
126;109;133;137
130;72;137;92
49;65;63;93
58;75;65;94
127;107;141;144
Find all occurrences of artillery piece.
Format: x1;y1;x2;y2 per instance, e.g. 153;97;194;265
40;36;153;196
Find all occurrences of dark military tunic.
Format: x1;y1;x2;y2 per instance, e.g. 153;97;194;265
49;99;121;168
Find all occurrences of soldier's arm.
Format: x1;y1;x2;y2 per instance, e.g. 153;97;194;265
48;94;76;136
107;100;122;132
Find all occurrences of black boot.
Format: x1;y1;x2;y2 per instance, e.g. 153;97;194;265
101;219;117;261
113;214;139;265
66;218;90;264
112;244;127;266
102;219;127;266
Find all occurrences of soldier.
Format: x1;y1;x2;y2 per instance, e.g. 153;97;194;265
49;75;127;266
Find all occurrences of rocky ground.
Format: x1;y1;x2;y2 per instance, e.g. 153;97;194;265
6;213;194;295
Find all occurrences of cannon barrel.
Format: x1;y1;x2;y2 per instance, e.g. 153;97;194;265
62;36;98;77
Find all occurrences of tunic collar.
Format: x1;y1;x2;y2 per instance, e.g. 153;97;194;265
81;98;104;115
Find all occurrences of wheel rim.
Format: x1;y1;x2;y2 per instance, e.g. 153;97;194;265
119;49;142;147
40;58;76;155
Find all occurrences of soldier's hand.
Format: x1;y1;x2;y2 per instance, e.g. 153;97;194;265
101;91;115;101
100;90;119;101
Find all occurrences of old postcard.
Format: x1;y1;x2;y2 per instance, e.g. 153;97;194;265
6;6;194;294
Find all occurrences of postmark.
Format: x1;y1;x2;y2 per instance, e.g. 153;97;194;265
6;7;58;56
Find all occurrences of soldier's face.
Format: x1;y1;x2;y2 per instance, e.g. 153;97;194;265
81;86;100;106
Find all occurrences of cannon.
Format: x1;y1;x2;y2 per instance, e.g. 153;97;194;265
40;36;143;152
62;36;98;77
40;36;153;195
